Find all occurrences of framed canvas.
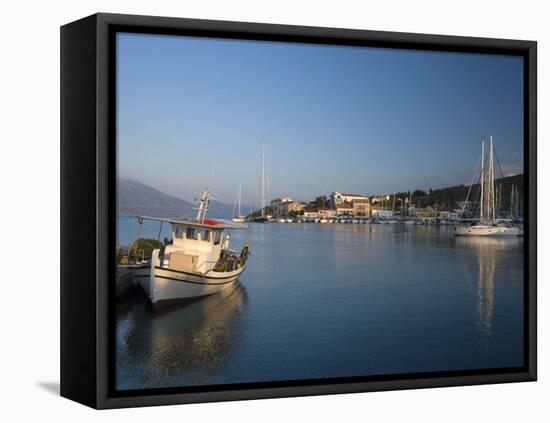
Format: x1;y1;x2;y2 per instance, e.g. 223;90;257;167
60;13;537;409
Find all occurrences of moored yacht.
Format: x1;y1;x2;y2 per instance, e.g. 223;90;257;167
232;184;246;223
455;224;522;236
455;136;522;237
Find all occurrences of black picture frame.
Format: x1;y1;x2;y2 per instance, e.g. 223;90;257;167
60;12;537;409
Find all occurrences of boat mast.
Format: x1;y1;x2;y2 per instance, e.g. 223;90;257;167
510;184;514;217
261;144;265;217
479;141;485;223
238;183;242;217
489;135;496;223
196;188;210;223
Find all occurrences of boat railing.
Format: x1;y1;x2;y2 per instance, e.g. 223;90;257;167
216;245;250;272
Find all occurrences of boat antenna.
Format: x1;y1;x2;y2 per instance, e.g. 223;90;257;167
196;188;211;223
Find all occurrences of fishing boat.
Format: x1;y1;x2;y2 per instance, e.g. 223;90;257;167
455;136;522;237
232;184;246;223
138;188;250;308
116;216;163;286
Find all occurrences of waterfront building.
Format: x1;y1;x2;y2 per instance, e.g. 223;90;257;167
415;206;437;223
352;198;371;217
303;211;319;219
318;208;336;218
372;209;394;219
330;192;369;209
438;210;460;221
370;195;389;205
271;197;304;217
336;202;354;217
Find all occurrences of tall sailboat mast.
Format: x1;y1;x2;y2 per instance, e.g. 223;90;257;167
238;183;242;217
479;141;485;222
261;144;265;217
489;135;495;222
455;135;521;236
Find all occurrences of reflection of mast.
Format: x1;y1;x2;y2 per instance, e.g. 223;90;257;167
476;241;496;338
456;237;511;342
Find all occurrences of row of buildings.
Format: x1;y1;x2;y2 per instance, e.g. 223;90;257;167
270;192;461;222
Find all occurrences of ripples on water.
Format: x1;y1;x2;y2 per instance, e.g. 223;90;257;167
116;218;524;390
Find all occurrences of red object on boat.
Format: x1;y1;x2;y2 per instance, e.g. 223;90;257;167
203;219;223;226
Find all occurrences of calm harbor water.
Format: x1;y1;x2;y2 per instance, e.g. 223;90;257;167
116;216;524;391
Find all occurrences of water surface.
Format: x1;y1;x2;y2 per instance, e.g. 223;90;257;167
116;217;524;390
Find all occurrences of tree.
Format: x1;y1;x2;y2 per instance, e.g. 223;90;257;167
314;195;328;209
289;210;304;218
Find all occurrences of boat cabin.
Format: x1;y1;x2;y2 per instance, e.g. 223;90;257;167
138;216;248;275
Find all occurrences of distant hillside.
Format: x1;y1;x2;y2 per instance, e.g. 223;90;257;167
117;178;235;218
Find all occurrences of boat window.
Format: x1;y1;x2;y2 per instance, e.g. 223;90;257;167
201;229;211;242
213;231;222;245
174;226;183;239
186;227;198;240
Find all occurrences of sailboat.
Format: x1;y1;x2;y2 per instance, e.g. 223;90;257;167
254;145;269;222
232;184;246;223
455;136;522;237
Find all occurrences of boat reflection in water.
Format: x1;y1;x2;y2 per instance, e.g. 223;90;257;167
455;236;523;347
116;282;248;390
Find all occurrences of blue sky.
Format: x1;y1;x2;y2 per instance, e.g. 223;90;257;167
117;33;524;206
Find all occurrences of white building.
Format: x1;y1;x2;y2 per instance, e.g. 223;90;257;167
330;192;369;209
372;209;394;219
270;196;303;217
318;209;336;218
303;211;319;219
335;202;354;216
438;210;460;221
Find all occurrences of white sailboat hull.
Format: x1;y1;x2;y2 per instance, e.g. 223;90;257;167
454;225;522;236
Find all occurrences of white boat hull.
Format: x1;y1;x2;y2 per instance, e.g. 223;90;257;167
140;250;247;306
149;266;245;305
454;225;522;236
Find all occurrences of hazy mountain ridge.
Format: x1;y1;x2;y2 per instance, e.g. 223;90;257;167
117;178;236;218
